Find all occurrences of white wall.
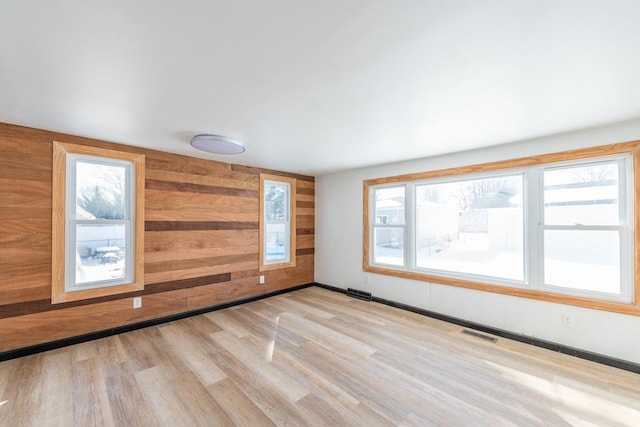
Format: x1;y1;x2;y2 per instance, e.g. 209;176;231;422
316;118;640;364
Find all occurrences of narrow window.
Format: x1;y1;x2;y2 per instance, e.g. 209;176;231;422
52;142;145;303
372;185;405;267
260;174;296;270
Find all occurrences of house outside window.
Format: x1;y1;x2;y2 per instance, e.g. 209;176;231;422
372;186;405;267
364;143;638;315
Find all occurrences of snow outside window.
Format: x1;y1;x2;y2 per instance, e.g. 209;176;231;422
260;174;296;271
52;142;145;304
368;155;633;303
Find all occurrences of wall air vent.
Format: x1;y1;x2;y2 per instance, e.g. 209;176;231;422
461;329;498;343
347;288;372;301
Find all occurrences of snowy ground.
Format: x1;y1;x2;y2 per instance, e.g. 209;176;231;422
76;257;125;284
374;233;619;294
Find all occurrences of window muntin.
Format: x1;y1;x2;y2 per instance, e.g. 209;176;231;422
372;186;405;267
415;173;524;282
260;174;296;270
52;142;145;304
365;153;634;306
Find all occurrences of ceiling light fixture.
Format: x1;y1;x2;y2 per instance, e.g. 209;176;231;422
190;134;245;155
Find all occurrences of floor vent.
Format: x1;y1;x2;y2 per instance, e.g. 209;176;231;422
462;329;498;343
347;288;372;301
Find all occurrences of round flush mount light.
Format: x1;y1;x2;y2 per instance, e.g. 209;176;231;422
190;134;245;155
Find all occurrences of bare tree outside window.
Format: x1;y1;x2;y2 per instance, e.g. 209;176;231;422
454;177;520;212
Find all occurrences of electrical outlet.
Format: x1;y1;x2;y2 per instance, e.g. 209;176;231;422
133;296;142;309
561;313;573;328
259;275;265;284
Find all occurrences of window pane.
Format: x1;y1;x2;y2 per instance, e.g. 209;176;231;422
374;186;405;225
265;223;289;263
374;227;404;266
76;223;126;285
76;161;126;220
415;175;523;281
544;230;620;294
544;162;619;226
264;181;289;221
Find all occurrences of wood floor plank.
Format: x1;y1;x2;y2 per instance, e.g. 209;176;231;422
210;330;310;402
260;296;335;320
158;321;227;386
202;336;312;426
1;286;639;426
30;349;74;427
103;359;161;426
295;392;365;427
72;356;115;427
203;310;251;338
278;311;377;357
319;312;552;421
206;378;276;427
135;365;198;426
262;334;361;408
0;354;46;426
136;365;236;427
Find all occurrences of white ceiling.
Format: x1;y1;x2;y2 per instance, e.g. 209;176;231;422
2;1;640;176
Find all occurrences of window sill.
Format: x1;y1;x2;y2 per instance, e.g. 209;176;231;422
363;264;640;316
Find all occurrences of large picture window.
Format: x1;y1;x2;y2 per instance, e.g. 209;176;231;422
415;173;524;282
364;143;640;315
260;174;296;271
52;142;145;303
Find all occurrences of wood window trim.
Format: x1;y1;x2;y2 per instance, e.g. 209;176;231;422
363;140;640;316
52;141;145;304
259;173;297;272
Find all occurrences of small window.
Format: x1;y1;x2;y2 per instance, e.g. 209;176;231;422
372;186;405;267
52;142;145;303
260;174;296;270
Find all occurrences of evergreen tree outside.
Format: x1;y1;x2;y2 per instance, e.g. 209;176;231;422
76;162;126;220
264;182;287;221
77;184;124;219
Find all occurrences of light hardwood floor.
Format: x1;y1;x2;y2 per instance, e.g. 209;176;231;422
1;286;639;426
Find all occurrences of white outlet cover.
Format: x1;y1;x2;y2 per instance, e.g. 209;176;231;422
133;296;142;309
259;275;265;284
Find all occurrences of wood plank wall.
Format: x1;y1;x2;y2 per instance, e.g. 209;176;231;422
0;122;315;354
